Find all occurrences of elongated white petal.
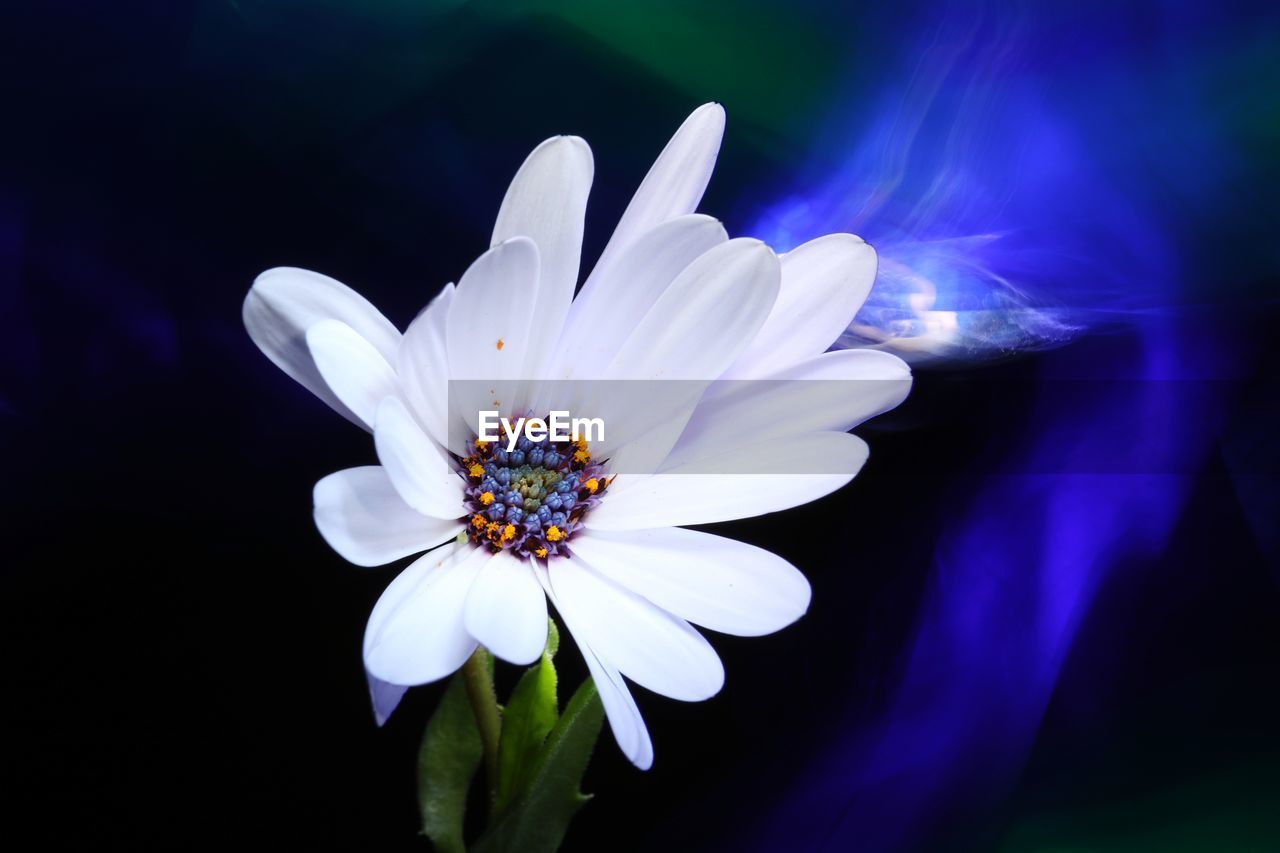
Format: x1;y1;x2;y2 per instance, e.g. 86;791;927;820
364;543;483;685
374;396;466;520
491;136;594;378
725;233;877;378
584;382;705;469
548;557;724;701
367;671;409;726
463;550;548;665
535;567;655;769
447;238;540;424
243;267;400;428
587;432;869;530
665;349;911;468
558;214;729;376
448;238;540;378
584;103;725;293
306;320;399;429
579;637;654;770
398;283;454;449
570;239;779;468
313;467;462;567
606;238;780;380
569;528;811;637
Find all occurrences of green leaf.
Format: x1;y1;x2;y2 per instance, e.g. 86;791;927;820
493;619;561;815
472;678;605;853
544;617;560;659
417;669;484;853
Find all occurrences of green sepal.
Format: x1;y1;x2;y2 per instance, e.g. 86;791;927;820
417;653;490;853
494;619;561;815
472;677;605;853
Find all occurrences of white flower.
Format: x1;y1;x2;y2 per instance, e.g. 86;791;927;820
244;104;911;769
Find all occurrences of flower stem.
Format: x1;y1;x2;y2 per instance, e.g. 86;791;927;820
461;646;501;811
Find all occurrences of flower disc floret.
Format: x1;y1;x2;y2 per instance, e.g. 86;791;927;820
460;425;609;559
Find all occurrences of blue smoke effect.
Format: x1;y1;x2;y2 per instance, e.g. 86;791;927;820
742;316;1244;850
735;1;1277;848
747;1;1270;361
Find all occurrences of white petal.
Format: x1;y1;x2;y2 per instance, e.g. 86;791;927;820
587;103;725;286
579;638;654;770
374;396;466;520
313;467;463;567
367;671;409;726
664;349;911;469
364;542;483;685
534;565;654;770
569;528;811;637
586;432;869;530
559;214;729;376
586;389;702;473
447;238;540;424
606;238;780;380
306;319;400;429
243;267;400;428
463;550;548;665
491;136;594;378
566;239;778;470
548;557;724;701
398;283;454;449
725;234;877;378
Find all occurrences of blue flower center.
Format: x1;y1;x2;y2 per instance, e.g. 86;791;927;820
459;427;608;560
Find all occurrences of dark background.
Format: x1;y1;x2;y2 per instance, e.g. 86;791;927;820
4;1;1278;850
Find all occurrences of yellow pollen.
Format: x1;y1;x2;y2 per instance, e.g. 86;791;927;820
583;477;599;494
572;435;589;450
479;491;494;506
485;521;499;537
468;462;485;478
573;449;590;464
475;439;490;451
471;514;487;530
534;546;548;558
546;525;565;542
496;338;504;350
501;523;516;542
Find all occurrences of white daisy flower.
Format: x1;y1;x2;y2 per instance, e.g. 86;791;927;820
244;104;911;769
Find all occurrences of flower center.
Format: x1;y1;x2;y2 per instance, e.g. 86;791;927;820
459;427;609;560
